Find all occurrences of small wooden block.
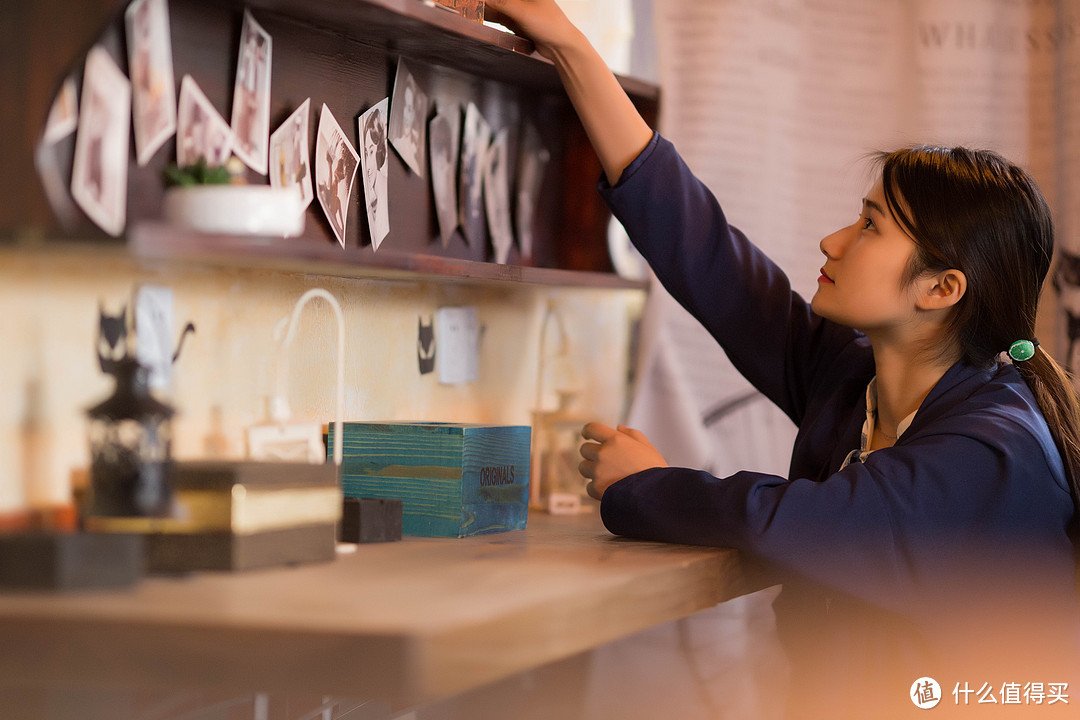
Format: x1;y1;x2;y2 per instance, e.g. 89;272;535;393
0;532;144;590
431;0;484;22
147;524;338;572
339;498;402;543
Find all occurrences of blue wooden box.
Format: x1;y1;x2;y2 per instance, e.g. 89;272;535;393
328;422;530;537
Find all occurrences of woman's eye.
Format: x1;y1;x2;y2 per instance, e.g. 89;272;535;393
861;216;874;231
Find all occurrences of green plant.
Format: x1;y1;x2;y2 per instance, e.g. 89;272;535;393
163;157;231;187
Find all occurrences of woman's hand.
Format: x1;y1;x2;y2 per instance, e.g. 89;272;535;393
487;0;653;185
579;422;667;500
484;0;580;60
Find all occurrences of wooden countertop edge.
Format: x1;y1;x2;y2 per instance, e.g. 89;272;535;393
0;515;763;707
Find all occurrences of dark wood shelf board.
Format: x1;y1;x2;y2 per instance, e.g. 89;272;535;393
128;223;648;290
245;0;658;100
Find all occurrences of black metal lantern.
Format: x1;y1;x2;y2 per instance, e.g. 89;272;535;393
86;356;176;517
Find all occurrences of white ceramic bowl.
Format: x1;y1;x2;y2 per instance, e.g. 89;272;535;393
163;185;305;237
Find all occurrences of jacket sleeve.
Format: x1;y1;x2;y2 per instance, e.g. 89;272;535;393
599;133;859;426
600;416;1075;614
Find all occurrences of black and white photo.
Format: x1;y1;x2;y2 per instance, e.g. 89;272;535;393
515;123;549;260
429;106;460;247
230;10;272;174
315;103;359;249
125;0;176;166
359;98;390;250
176;74;233;168
459;102;490;248
484;128;513;264
42;76;78;145
269;98;313;212
71;46;130;237
388;61;429;177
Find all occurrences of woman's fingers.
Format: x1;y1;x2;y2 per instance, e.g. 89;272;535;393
482;7;524;36
581;421;617;443
579;441;601;462
578;440;605;478
578;422;667;500
616;424;649;443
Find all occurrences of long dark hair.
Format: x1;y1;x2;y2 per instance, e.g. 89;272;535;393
876;145;1080;545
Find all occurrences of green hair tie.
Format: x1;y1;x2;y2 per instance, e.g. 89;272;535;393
1008;339;1038;362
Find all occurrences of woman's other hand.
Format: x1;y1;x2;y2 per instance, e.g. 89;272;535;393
579;422;667;500
484;0;580;60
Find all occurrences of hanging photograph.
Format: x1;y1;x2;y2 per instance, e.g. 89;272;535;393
515;123;549;259
125;0;177;166
484;128;513;264
388;60;429;177
176;74;233;167
429;106;460;247
315;103;359;249
230;9;272;175
359;98;390;250
459;102;490;247
70;46;131;237
269;98;313;212
42;76;78;145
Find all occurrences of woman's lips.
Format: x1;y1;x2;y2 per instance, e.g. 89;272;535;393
818;267;834;284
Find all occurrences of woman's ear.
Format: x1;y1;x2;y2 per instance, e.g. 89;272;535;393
917;268;967;310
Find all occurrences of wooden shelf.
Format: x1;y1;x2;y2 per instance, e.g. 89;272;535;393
243;0;658;100
0;512;758;706
10;0;660;289
128;223;648;289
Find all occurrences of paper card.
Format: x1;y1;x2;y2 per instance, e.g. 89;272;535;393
484;128;513;264
125;0;177;166
515;123;550;260
436;306;479;385
389;61;429;177
176;74;233;167
230;9;273;174
429;107;460;247
269;98;313;212
134;285;174;391
42;77;78;145
459;102;491;247
358;99;390;250
247;423;325;463
315;103;359;248
71;46;131;237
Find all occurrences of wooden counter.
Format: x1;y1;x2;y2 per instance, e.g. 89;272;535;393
0;511;753;708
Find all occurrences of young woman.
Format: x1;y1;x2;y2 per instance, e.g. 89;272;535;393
487;0;1080;714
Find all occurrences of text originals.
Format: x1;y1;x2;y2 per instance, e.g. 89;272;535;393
479;465;517;487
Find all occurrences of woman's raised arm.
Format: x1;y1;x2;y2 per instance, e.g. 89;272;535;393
485;0;653;185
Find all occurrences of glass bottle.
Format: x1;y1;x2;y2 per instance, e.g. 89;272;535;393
86;356;176;517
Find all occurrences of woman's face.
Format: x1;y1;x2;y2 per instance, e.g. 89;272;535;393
811;178;924;335
364;132;379;187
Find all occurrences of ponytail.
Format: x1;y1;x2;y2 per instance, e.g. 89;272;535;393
1015;348;1080;547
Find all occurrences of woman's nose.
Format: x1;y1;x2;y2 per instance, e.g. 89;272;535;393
819;224;852;260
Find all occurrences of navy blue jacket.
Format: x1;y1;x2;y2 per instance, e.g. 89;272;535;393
599;133;1079;704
